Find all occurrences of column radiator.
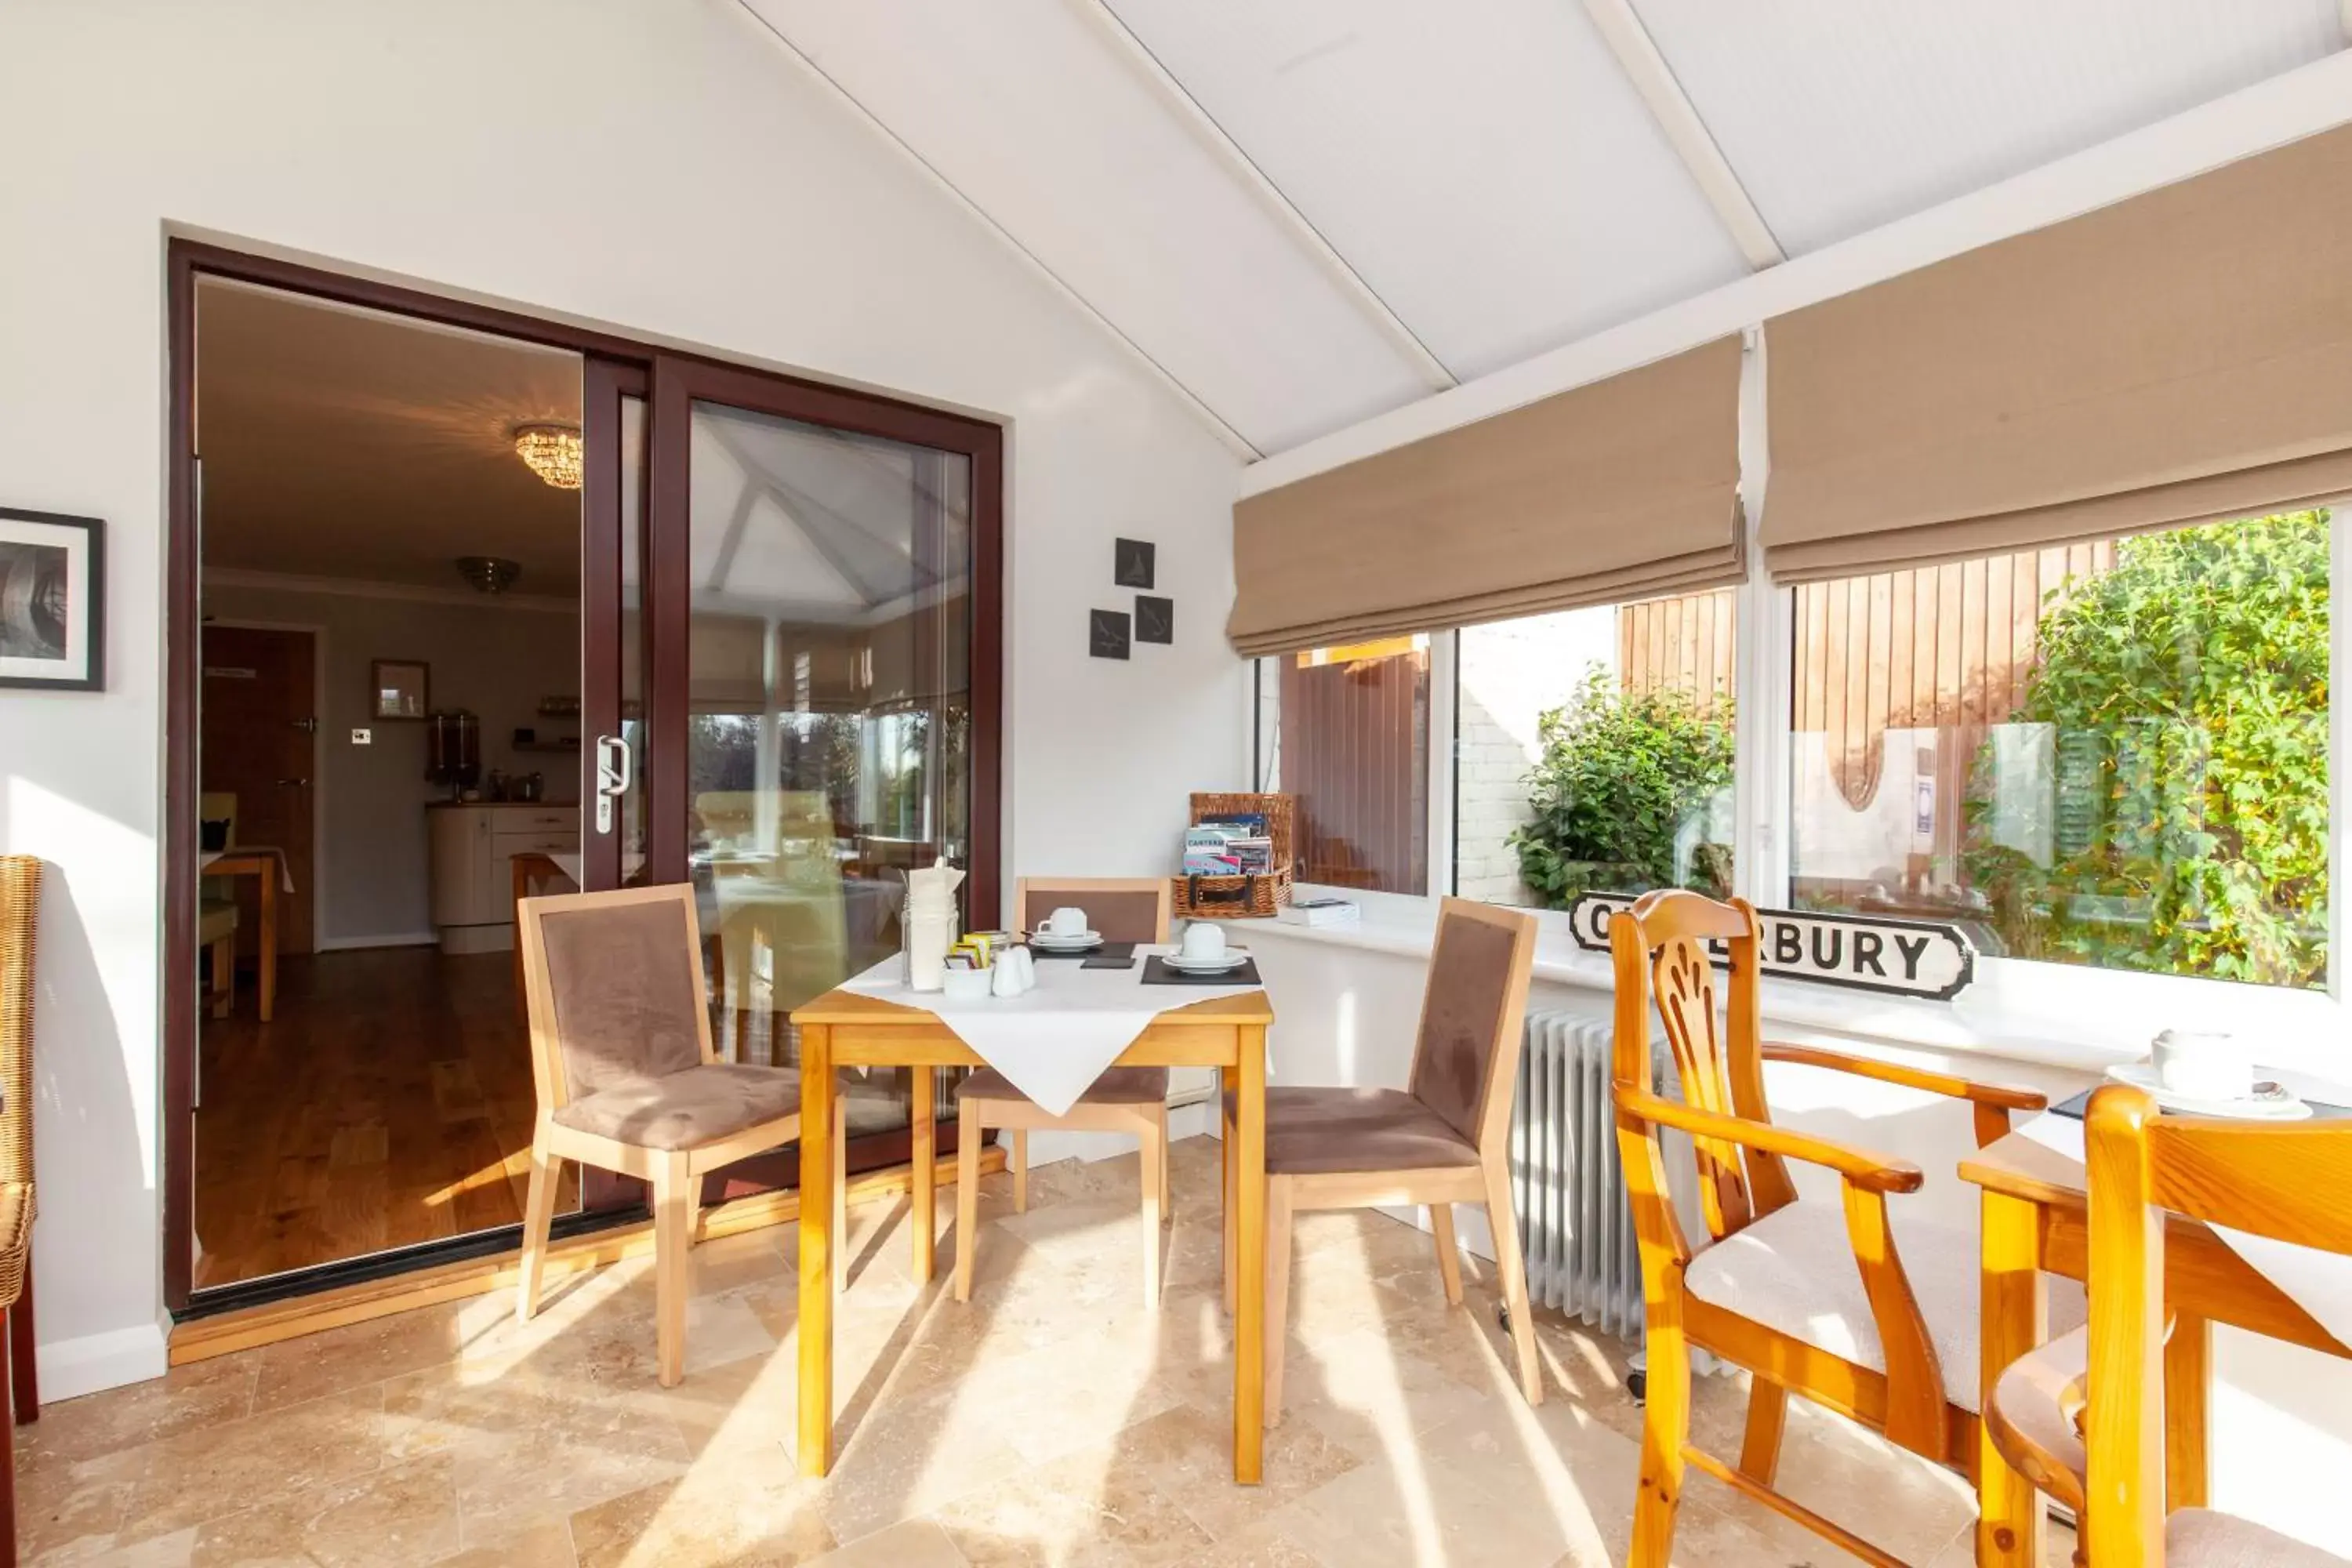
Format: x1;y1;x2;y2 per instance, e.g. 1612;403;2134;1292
1512;1010;1652;1342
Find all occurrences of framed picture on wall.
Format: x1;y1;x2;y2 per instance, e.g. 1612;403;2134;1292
371;658;430;720
0;507;104;691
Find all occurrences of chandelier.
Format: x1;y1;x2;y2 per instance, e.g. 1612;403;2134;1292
512;422;583;490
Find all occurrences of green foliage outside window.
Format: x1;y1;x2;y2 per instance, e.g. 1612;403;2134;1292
1508;665;1735;907
1963;510;2331;988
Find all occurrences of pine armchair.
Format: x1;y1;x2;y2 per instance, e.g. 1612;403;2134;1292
1610;890;2049;1568
515;883;837;1387
1985;1086;2352;1567
953;877;1174;1304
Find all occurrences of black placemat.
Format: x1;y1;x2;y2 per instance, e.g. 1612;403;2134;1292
1140;954;1261;986
2049;1084;2352;1121
1029;939;1133;963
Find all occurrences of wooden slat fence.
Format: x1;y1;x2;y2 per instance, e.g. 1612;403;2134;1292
1278;645;1429;892
1617;589;1737;716
1620;546;2114;893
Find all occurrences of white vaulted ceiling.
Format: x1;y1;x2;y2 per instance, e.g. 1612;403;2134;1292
734;0;2348;461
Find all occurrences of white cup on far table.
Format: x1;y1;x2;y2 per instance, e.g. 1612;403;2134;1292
2151;1029;2252;1102
1044;906;1090;938
1179;921;1228;962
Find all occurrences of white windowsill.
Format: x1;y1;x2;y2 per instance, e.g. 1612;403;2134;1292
1214;887;2352;1079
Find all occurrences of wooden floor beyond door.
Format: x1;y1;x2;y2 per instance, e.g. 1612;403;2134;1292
194;946;579;1290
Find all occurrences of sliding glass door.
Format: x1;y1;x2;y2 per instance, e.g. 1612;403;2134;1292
648;361;1000;1199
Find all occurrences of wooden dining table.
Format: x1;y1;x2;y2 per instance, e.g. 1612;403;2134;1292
1963;1128;2352;1566
788;982;1276;1483
200;847;290;1022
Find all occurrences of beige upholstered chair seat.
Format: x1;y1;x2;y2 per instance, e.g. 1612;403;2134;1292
1230;1085;1480;1176
958;1065;1167;1106
553;1062;801;1151
1683;1198;2084;1412
198;898;238;945
2168;1509;2349;1566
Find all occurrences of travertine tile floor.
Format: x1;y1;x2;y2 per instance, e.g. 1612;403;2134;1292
22;1137;2075;1566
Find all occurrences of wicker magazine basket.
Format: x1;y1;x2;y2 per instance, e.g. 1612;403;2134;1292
1171;792;1296;920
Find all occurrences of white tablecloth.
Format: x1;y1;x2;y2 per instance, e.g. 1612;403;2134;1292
2018;1090;2352;1352
838;948;1263;1116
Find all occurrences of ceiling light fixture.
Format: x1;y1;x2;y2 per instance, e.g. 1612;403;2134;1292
512;422;583;490
456;556;523;595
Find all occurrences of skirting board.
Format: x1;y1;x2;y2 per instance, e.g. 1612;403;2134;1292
316;931;439;952
39;1316;170;1402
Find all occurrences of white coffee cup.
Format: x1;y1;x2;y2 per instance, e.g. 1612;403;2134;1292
1045;906;1089;937
1179;921;1227;961
2151;1029;2252;1102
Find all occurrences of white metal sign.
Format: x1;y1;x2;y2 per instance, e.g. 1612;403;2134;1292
1566;892;1975;1001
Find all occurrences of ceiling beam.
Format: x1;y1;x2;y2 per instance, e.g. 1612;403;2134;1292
730;0;1264;460
1580;0;1785;269
1069;0;1458;392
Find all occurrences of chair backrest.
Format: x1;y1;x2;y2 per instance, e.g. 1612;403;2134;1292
198;792;238;851
1404;898;1538;1155
2083;1085;2352;1562
516;884;715;1112
0;858;35;1196
1015;877;1171;945
1607;889;1795;1240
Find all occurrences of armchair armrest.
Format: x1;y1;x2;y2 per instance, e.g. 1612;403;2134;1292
1762;1042;2047;1147
1615;1085;1923;1194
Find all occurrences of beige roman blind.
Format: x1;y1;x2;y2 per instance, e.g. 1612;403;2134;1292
1227;336;1744;657
1765;122;2352;582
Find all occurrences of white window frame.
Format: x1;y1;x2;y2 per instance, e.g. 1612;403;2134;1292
1261;490;2352;1064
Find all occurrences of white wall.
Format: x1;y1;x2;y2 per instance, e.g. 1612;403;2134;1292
0;0;1245;1396
1225;921;2352;1557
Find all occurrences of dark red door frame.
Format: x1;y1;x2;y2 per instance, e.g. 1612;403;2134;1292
162;238;1005;1310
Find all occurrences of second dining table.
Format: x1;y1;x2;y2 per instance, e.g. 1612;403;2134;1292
789;962;1275;1483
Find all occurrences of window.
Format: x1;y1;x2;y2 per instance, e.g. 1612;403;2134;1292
1454;597;1737;907
1257;638;1430;894
1788;510;2332;991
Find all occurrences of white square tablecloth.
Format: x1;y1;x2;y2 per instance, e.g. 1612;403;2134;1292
838;948;1262;1116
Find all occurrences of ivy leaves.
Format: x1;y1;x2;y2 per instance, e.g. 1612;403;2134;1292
1507;666;1735;907
1965;510;2331;989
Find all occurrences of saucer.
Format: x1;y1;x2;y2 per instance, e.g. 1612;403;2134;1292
2104;1062;2312;1120
1029;930;1102;950
1164;951;1248;973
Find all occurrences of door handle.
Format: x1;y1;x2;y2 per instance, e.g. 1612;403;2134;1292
276;778;310;788
594;735;631;836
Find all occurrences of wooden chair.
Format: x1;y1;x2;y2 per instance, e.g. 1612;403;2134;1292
953;877;1174;1304
198;792;238;1018
1610;890;2049;1568
0;857;45;1568
514;883;840;1387
1238;896;1544;1423
1986;1085;2352;1567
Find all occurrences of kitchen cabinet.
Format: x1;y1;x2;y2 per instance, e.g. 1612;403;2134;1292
427;803;577;953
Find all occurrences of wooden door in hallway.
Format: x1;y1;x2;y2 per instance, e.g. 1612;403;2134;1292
201;625;316;955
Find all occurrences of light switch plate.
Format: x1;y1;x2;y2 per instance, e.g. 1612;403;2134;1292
350;728;372;746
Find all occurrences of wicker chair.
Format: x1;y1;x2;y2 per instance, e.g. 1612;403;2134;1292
0;855;45;1562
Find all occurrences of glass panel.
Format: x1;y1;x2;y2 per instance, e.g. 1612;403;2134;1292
1454;597;1736;906
1788;510;2332;989
686;400;973;1142
1262;638;1430;894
